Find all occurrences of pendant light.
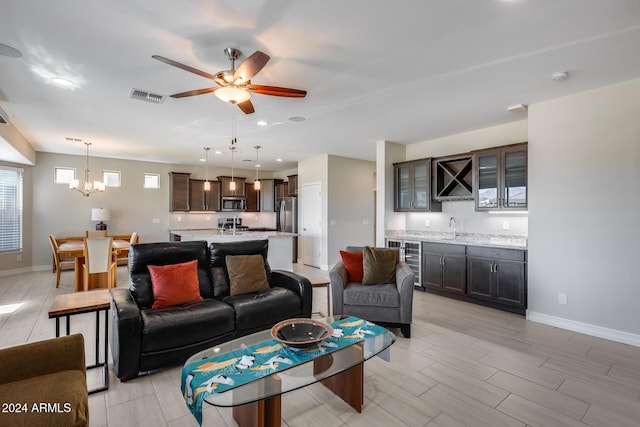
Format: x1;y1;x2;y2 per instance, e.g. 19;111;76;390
254;145;261;190
69;141;105;197
203;147;211;191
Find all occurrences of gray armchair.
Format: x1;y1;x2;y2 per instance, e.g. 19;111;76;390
329;246;414;338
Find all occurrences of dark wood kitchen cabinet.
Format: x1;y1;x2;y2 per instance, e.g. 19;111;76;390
245;182;259;212
169;172;190;212
422;242;466;294
218;176;246;197
466;246;527;310
287;174;298;196
473;143;527;211
189;179;220;211
394;159;441;212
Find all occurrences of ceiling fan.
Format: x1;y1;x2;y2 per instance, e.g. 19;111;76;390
152;48;307;114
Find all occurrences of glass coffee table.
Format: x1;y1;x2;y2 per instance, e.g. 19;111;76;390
184;315;396;427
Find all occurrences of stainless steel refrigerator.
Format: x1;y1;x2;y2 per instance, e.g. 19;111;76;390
277;197;298;262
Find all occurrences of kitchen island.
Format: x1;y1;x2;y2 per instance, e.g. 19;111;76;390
170;229;297;271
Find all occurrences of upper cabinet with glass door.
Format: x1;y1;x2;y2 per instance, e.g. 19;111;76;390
473;143;527;211
394;159;441;212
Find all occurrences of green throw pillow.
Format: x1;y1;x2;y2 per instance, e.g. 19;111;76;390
362;246;397;285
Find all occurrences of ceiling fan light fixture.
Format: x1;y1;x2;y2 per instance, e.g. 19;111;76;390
215;86;250;104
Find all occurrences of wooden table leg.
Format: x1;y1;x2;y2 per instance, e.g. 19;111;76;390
314;343;364;412
74;257;83;292
232;394;281;427
232;374;282;427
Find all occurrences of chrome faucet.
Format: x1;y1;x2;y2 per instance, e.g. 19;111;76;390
449;217;457;239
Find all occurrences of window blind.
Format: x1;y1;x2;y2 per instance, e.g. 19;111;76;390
0;167;23;252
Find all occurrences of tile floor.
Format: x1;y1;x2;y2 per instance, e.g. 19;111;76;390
1;265;640;426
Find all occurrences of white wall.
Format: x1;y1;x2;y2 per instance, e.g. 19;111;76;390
327;155;375;265
528;78;640;337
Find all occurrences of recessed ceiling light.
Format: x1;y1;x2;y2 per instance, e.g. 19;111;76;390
51;77;75;87
288;116;305;122
257;120;268;126
199;158;206;162
255;164;261;168
551;71;569;81
214;150;222;155
276;158;283;162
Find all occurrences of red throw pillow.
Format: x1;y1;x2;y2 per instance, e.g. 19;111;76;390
148;259;203;308
340;250;364;283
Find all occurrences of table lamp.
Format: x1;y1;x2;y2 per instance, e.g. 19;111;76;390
91;208;111;231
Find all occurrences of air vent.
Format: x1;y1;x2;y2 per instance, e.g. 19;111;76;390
129;88;166;104
0;105;9;124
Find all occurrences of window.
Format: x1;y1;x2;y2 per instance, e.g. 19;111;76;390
102;170;121;187
0;167;23;252
143;173;160;189
54;167;75;184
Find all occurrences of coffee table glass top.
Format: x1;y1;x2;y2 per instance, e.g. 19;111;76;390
184;316;396;407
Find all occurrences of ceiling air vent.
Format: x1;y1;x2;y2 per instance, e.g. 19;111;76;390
129;88;166;104
0;105;9;124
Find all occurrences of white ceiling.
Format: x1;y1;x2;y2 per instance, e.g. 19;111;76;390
2;0;640;171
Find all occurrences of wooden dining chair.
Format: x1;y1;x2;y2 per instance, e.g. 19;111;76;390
48;235;74;288
86;230;107;238
82;237;117;291
116;232;139;268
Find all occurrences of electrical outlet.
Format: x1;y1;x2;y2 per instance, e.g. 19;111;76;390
363;219;369;225
16;254;22;262
206;216;211;221
152;218;160;224
502;220;510;230
425;219;430;227
177;216;182;222
330;219;337;226
558;293;568;305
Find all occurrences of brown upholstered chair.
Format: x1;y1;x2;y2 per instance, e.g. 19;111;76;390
48;235;74;288
0;334;89;426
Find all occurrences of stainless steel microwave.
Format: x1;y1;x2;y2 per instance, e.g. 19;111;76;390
221;197;246;211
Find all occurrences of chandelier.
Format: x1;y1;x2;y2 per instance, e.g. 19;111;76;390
69;142;105;197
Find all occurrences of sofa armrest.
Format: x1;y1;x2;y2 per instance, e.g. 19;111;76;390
271;270;313;318
396;261;415;324
0;334;85;385
110;289;142;379
329;262;348;315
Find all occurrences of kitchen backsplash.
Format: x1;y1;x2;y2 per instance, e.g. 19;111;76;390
401;200;528;236
169;212;277;230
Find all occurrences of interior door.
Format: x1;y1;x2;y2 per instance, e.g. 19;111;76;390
302;182;322;267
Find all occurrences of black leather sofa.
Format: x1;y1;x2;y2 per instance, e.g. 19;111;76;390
110;239;312;380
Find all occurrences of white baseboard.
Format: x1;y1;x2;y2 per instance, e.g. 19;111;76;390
527;310;640;348
32;265;52;272
0;266;39;277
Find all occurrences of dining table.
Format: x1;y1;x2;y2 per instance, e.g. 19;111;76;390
57;239;130;291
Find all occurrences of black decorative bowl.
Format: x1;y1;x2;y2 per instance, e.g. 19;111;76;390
270;318;334;348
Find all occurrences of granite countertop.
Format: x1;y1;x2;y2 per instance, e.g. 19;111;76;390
171;229;297;238
385;230;527;249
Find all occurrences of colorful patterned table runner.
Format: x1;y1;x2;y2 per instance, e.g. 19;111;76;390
181;316;388;425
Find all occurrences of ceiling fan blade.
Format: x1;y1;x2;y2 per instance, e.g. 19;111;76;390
246;84;307;98
170;87;217;98
233;51;270;84
237;99;255;114
152;55;217;80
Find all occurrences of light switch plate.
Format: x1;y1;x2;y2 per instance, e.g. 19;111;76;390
502;220;510;230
